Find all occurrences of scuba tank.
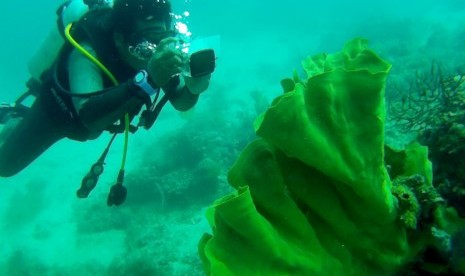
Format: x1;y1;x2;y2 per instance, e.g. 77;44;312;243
27;0;112;82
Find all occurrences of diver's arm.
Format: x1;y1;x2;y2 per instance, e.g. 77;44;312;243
147;38;211;111
78;82;147;130
68;45;104;108
162;75;207;111
68;46;147;131
161;74;211;111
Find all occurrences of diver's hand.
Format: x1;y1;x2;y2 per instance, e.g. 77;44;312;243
147;37;187;89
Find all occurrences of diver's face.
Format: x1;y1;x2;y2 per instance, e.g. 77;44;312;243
115;18;173;70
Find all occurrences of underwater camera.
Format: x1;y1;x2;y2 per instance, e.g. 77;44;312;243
189;49;216;77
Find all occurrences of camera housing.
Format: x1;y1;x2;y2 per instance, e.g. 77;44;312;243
189;49;216;78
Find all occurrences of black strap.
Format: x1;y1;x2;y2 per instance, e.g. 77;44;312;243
139;94;170;129
139;75;182;129
56;1;71;38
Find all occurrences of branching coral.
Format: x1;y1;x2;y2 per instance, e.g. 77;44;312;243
387;62;465;134
387;62;465;217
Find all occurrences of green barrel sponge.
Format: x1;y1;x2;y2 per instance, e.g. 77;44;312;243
199;38;432;275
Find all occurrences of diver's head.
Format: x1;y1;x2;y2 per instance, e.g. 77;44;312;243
111;0;175;68
111;0;173;37
84;0;112;9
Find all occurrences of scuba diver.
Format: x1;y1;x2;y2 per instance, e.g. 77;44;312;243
0;0;216;205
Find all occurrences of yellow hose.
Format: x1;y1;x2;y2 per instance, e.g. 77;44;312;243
64;24;118;85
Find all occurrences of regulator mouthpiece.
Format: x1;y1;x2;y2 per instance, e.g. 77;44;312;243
128;40;157;61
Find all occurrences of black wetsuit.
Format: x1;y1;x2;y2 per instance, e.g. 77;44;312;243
0;9;152;177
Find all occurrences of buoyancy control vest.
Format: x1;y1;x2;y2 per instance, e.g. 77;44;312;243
37;5;144;141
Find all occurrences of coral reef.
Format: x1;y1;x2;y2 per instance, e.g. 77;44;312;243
387;63;465;216
124;90;258;210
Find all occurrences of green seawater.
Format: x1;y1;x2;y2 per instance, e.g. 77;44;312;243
0;0;464;275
